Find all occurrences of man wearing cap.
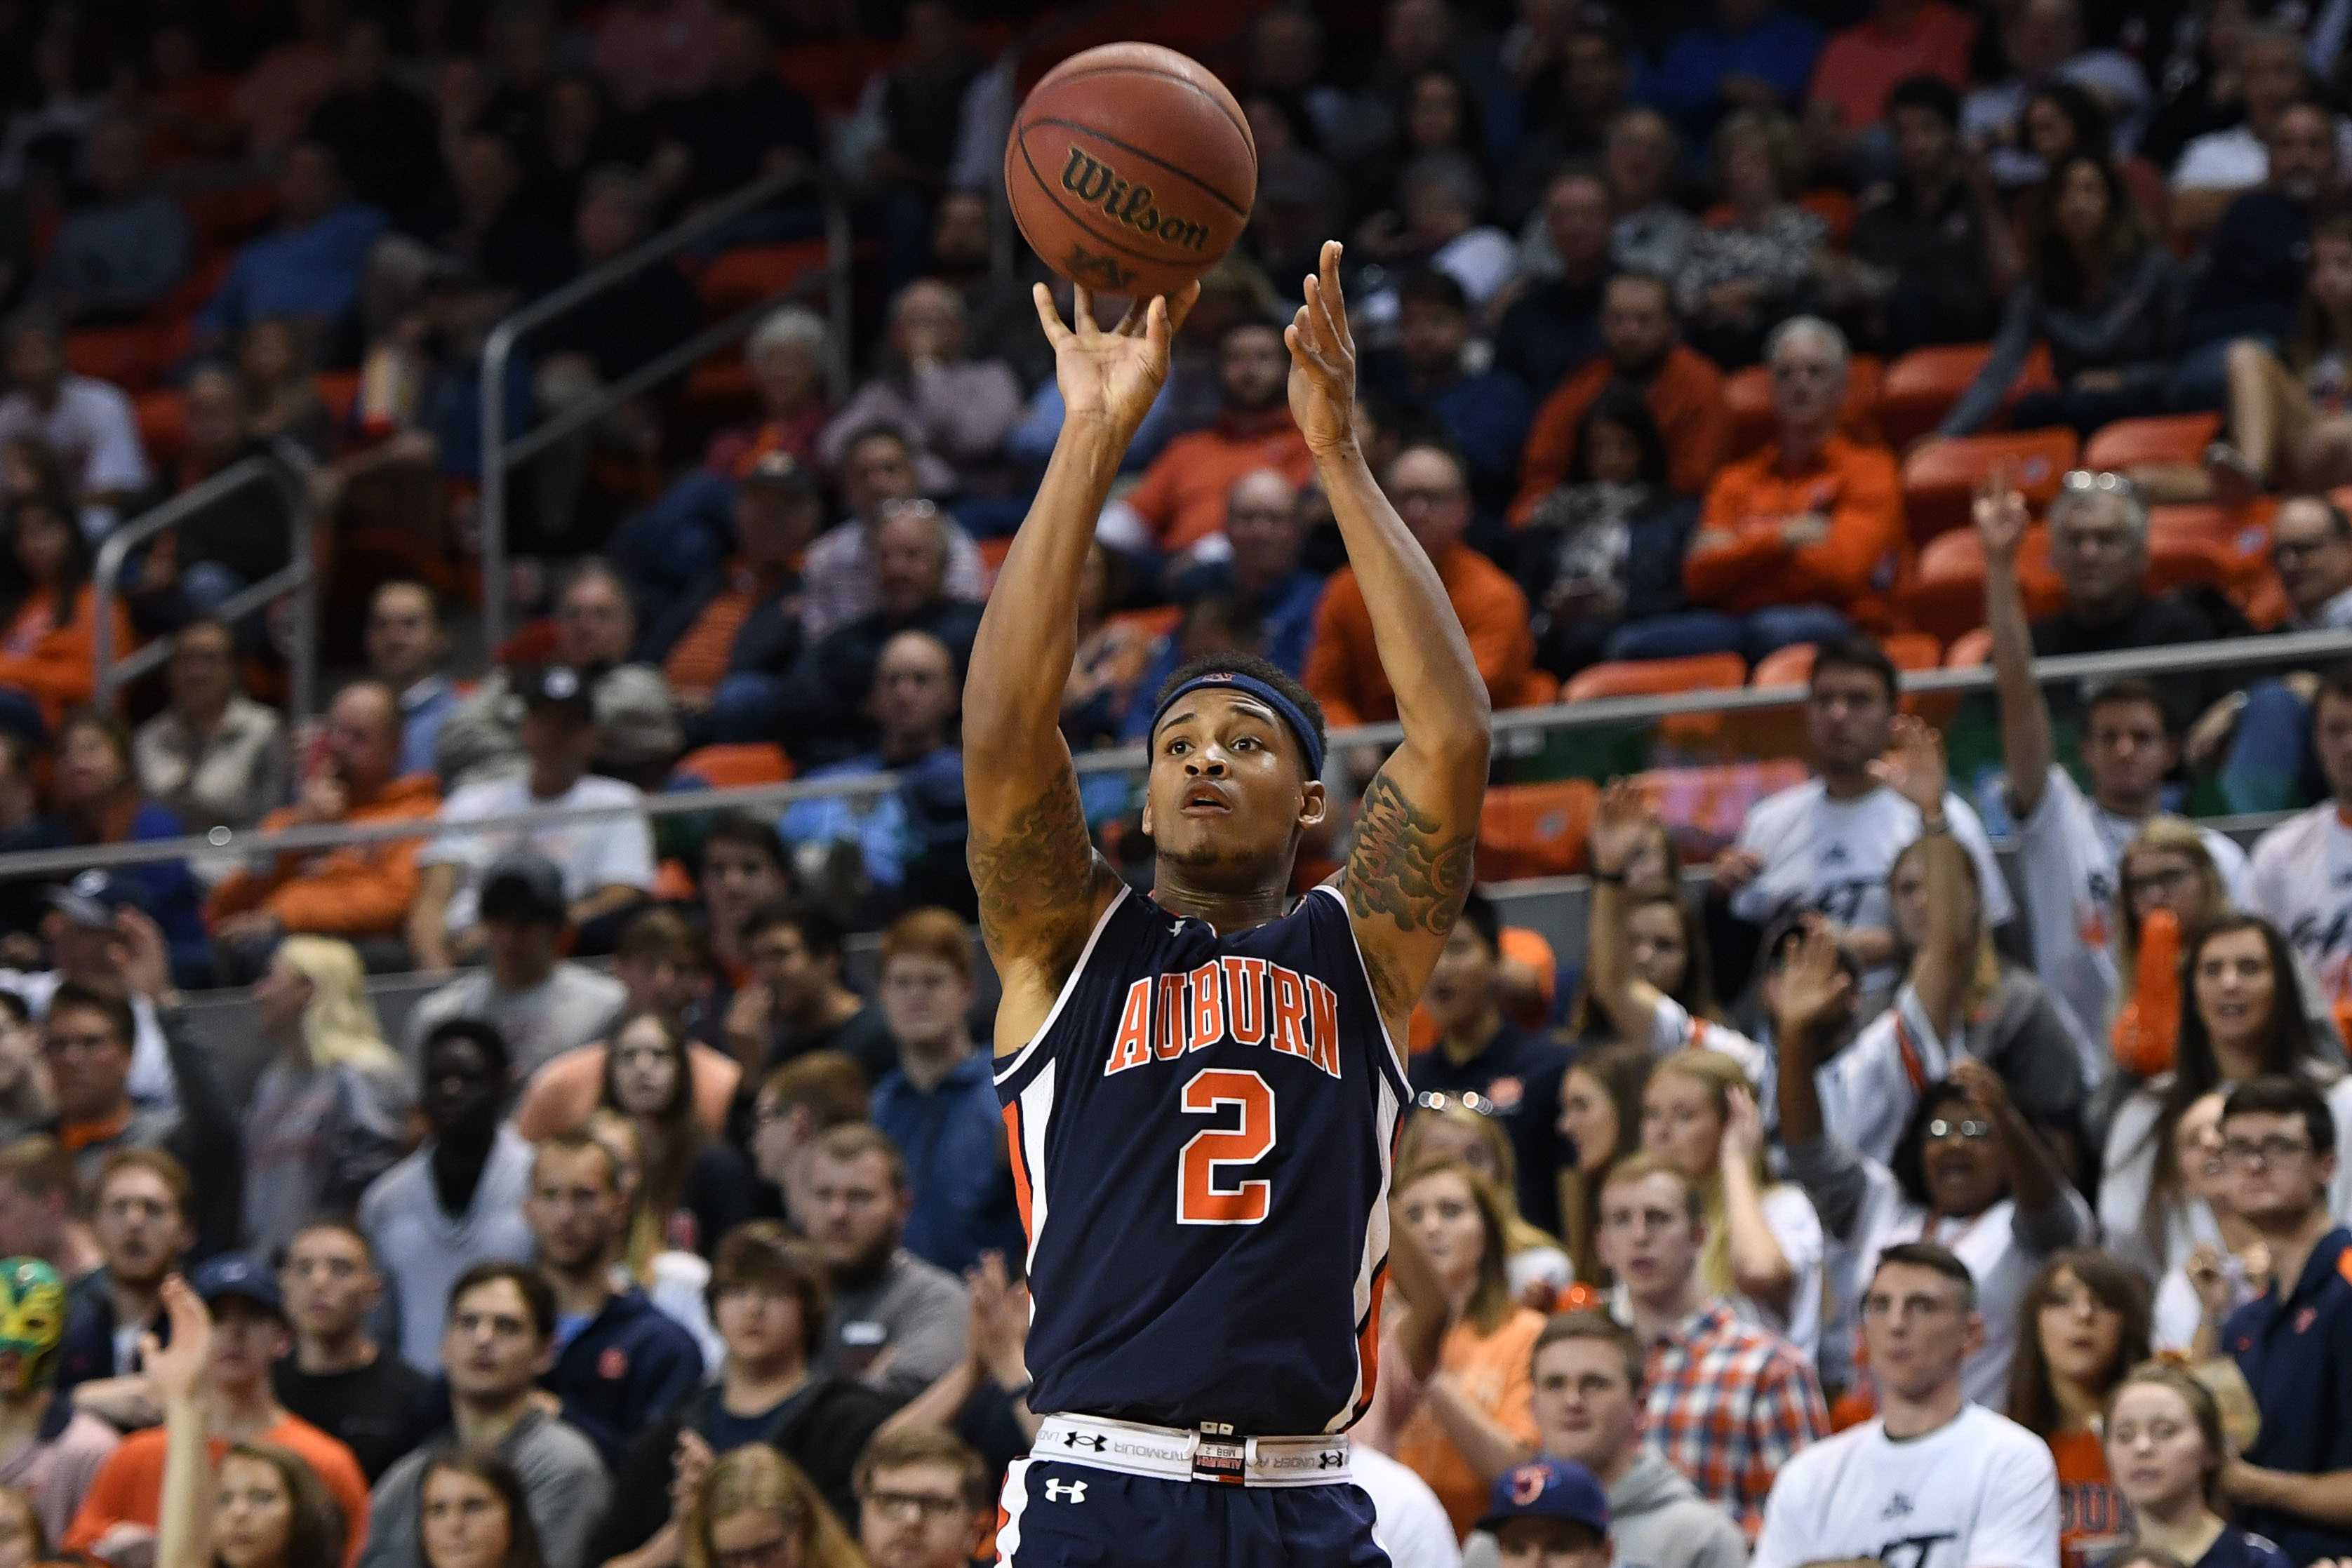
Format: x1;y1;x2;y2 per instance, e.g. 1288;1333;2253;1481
410;664;657;971
1469;1459;1614;1568
63;1254;370;1568
0;1256;118;1543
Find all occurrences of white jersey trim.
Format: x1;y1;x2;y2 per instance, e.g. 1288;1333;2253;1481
995;883;1133;1087
1308;882;1413;1094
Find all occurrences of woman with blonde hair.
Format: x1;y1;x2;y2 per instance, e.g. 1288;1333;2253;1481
1398;1102;1570;1305
243;936;413;1257
681;1445;865;1568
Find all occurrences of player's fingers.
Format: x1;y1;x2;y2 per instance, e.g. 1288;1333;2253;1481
1144;294;1172;353
1113;293;1149;337
1071;284;1096;337
1318;239;1349;337
1165;280;1201;337
1284;322;1338;384
1307;273;1349;363
1031;283;1072;347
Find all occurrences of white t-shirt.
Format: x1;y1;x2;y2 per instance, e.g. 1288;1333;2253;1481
1817;984;1954;1169
1753;1405;2059;1568
2013;764;2252;1073
420;773;657;934
2249;804;2352;1012
0;376;149;531
1730;782;2014;984
1354;1445;1463;1568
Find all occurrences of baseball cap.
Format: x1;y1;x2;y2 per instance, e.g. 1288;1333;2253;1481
46;870;133;930
739;449;818;496
479;850;568;927
1478;1459;1611;1537
189;1253;283;1319
518;664;594;721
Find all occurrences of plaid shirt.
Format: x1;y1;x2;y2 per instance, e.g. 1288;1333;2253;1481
1643;1300;1829;1539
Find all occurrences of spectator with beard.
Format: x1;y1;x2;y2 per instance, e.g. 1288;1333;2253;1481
56;1151;187;1421
723;904;898;1090
803;1125;966;1406
853;1428;995;1568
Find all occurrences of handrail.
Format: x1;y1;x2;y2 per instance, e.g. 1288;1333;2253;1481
2;622;2341;883
91;450;317;719
479;162;851;655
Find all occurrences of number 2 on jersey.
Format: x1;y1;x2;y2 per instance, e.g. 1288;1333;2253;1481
1178;1068;1276;1224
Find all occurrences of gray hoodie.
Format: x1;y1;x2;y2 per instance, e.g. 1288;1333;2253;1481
1461;1451;1748;1568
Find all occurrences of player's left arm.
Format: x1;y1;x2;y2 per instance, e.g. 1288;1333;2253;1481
1288;241;1491;1025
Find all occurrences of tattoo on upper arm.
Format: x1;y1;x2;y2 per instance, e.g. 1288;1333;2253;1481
968;767;1101;967
1343;771;1476;1004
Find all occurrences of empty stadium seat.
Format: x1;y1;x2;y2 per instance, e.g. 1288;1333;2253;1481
2084;413;2222;471
1563;653;1746;703
1901;427;2078;544
1476;779;1598;880
1895;523;2066;641
675;744;795;789
1878;343;2054;449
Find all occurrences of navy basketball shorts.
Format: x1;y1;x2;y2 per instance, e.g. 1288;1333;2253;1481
996;1457;1394;1568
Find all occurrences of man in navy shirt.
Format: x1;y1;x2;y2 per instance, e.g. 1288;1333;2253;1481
1408;889;1572;1231
2221;1074;2352;1564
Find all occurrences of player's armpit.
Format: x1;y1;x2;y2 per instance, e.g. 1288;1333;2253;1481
1338;768;1477;1017
968;764;1116;984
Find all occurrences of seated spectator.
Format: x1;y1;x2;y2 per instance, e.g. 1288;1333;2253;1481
1097;320;1314;569
194;141;388;354
1377;153;1520;323
722;902;899;1089
2170;27;2341;229
1460;1313;1746;1568
854;1426;998;1568
236;318;335;462
357;1020;536;1374
0;328;146;541
39;116;189;326
927;189;1051;394
41;713;206;979
439;561;681;791
1497;12;1633;225
1748;1243;2059;1568
1939;155;2180;438
644;453;821;744
1678;112;1829;369
591;1010;754;1259
270;1219;436;1485
783;505;984;767
132;622;288;839
801;427;986;643
64;1254;369;1568
1351;62;1490;241
0;1137;101;1282
1055;544;1153;751
1362;270;1532;505
1307;442;1536;730
360;1264;608;1568
1641;0;1822;152
2100;917;2352;1282
1145;469;1322;687
1831;76;2005;356
427;123;566;301
1464;1459;1615;1568
704;307;834;476
2214;1075;2352;1562
123;370;298;634
55;1148;187;1416
1960;0;2149;190
1806;0;1977;168
364;582;457;782
1514;384;1701;676
402;854;630;1081
2145;1090;2265;1352
1398;1101;1572;1304
2007;1252;2147;1567
1495;168;1613;398
693;812;794;996
1640;318;1899;662
521;1132;703;1470
2033;473;2250;659
0;1255;115;1541
817;282;1021;498
593;1223;890;1562
2181;216;2352;508
865;909;1018;1275
1514;272;1730;514
412;667;656;970
241;937;411;1261
2104;1365;2292;1568
784;630;972;920
803;1125;968;1405
1604;109;1704;282
204;681;441;974
650;11;820;213
302;15;439;228
676;1449;861;1568
1410;890;1572;1230
1373;1161;1546;1538
746;1054;876;1233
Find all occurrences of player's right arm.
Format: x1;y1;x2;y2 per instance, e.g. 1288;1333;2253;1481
1979;470;2055;819
965;283;1196;1054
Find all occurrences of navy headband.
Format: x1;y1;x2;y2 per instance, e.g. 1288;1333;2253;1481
1149;671;1325;779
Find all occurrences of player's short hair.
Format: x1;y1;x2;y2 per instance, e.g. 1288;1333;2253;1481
1810;634;1899;706
447;1261;556;1343
1872;1240;1977;1309
760;1051;873;1123
702;812;788;880
810;1124;908;1193
1152;652;1328;772
2222;1073;2337;1156
1597;1152;1702;1222
0;1135;71;1200
707;1220;829;1330
1396;267;1469;318
1455;889;1499;956
93;1148;194;1223
421;1017;511;1086
878;907;972;983
854;1424;993;1511
1532;1308;1645;1393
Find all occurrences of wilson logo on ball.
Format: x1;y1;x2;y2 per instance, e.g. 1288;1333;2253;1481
1058;147;1209;251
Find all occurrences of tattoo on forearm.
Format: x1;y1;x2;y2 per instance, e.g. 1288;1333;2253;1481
968;769;1098;960
1344;774;1476;1012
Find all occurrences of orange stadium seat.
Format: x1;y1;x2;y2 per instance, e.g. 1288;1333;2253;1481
1901;427;2078;545
494;618;560;666
675;744;794;789
1636;760;1810;859
66;321;187;394
1877;343;2054;450
1564;653;1746;704
697;243;829;319
1750;643;1817;690
1107;605;1183;643
318;369;360;426
1476;779;1598;880
683;357;759;424
1896;523;2066;641
2084;413;2222;471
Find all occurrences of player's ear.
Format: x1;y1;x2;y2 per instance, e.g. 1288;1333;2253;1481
1297;779;1327;829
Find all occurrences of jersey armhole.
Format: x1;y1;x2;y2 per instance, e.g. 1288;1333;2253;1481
993;884;1132;1092
1307;883;1413;1099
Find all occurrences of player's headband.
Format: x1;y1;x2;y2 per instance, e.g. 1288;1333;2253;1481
1149;671;1325;780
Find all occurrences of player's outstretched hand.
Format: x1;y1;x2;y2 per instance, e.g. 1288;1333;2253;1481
1033;280;1200;445
1286;240;1358;459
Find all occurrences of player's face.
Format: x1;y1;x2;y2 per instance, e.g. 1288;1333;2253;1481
1144;692;1324;887
1596;1172;1700;1301
1397;1170;1488;1286
1557;1068;1621;1170
1859;1261;1977;1401
2035;1266;2125;1388
2085;699;2174;810
1638;1068;1722;1182
2222;1109;2334;1226
2191;925;2276;1052
858;1460;980;1568
2317;689;2352;803
1805;667;1893;775
2105;1381;2215;1515
1626;901;1688;994
1530;1339;1640;1473
1495;1521;1608;1568
1421;923;1499;1033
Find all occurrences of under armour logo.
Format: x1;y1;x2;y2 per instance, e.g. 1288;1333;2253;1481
1060;1432;1107;1452
1881;1494;1914;1520
1045;1480;1088;1504
1318;1452;1342;1470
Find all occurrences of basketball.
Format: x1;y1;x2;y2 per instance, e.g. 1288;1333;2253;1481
1005;42;1257;300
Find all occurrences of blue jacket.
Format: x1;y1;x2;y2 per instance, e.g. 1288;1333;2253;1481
2226;1226;2352;1564
543;1288;706;1470
199;205;388;337
873;1051;1024;1274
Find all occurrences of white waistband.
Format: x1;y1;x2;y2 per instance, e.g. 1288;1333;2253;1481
1032;1414;1351;1487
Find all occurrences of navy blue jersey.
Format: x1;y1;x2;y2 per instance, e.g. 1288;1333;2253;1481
995;883;1410;1436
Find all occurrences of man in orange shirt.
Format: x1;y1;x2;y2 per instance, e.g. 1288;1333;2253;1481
1614;316;1902;662
1514;272;1730;520
65;1254;371;1567
649;450;821;744
1097;319;1314;569
1305;441;1537;743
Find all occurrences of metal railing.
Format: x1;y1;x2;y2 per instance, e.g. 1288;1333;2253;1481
92;450;318;718
479;164;855;655
2;622;2339;885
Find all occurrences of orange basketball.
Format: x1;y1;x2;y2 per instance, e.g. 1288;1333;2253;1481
1004;43;1257;300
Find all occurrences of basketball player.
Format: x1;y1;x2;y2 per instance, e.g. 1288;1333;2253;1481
966;239;1490;1568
